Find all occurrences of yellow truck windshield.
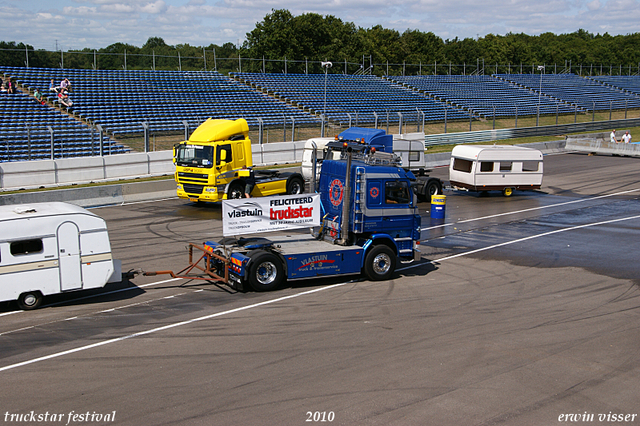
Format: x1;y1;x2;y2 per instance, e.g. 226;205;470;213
175;144;214;168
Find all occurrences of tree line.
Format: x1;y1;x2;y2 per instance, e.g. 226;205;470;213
1;9;639;76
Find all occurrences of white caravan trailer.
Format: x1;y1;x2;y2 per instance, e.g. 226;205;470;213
0;202;119;310
449;145;543;196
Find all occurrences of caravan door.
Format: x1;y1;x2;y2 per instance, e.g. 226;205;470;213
58;221;83;291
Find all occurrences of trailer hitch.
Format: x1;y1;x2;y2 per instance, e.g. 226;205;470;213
143;243;230;284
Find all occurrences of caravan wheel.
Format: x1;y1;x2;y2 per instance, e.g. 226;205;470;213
502;187;514;197
18;291;43;310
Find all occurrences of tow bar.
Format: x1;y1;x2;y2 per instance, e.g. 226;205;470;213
143;243;230;284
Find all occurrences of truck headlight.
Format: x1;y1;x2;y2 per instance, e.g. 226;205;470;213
176;184;183;191
204;187;217;193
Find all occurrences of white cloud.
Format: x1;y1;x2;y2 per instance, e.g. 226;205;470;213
139;0;167;14
586;0;601;10
0;0;638;51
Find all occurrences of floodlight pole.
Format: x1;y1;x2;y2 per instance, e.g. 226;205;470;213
321;61;332;137
537;65;545;127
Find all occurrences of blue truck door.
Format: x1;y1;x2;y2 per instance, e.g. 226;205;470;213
363;178;384;233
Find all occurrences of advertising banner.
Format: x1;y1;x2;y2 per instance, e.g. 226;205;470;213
222;194;321;236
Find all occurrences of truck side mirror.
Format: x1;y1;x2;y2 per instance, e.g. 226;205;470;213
219;149;227;165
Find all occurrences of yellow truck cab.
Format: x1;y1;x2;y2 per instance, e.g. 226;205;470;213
174;118;305;203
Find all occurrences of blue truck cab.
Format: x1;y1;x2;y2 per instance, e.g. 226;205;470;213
204;139;422;292
318;140;421;257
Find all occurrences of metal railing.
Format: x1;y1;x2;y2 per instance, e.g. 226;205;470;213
424;118;640;147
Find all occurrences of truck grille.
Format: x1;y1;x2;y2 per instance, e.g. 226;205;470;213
183;184;204;194
178;172;209;180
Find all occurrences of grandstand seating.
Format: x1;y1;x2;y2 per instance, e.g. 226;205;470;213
591;76;640;97
0;91;127;162
390;74;576;118
1;67;320;137
2;64;640;164
496;73;640;111
231;72;468;125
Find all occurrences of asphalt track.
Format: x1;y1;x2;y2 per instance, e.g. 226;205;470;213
0;152;639;426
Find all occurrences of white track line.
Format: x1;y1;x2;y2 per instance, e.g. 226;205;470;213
402;213;640;272
0;283;346;373
0;278;184;323
420;188;640;231
4;212;640;373
44;277;184;308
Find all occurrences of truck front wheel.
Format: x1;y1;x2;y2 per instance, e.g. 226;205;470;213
247;251;284;292
363;245;396;281
228;182;245;199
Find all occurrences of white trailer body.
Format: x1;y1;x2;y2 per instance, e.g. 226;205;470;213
391;138;428;171
0;202;118;309
301;137;339;181
301;137;427;181
449;145;543;196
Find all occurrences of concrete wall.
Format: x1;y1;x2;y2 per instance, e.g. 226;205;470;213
0;151;174;191
0;179;176;207
0;139;566;208
0;141;305;191
565;131;640;156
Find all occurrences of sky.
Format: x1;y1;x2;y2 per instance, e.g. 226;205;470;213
0;0;638;51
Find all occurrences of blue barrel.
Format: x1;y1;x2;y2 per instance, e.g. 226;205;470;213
430;194;446;219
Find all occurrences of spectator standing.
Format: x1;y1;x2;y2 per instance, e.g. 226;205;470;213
6;79;14;94
610;129;619;143
621;131;632;144
240;165;255;198
0;79;5;93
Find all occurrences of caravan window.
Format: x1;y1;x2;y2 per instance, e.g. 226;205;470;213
523;161;540;172
409;151;421;162
499;162;513;172
10;239;43;256
480;162;494;172
452;158;473;173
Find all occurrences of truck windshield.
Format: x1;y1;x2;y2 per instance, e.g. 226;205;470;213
175;144;214;168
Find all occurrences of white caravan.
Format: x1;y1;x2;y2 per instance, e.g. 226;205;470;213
449;145;543;196
0;202;119;310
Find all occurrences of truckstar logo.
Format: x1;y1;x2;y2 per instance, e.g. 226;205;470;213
270;205;313;220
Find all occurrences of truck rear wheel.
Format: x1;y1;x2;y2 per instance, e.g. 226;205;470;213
17;291;43;310
287;177;304;195
363;245;396;281
247;251;284;292
426;180;441;197
418;179;441;202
